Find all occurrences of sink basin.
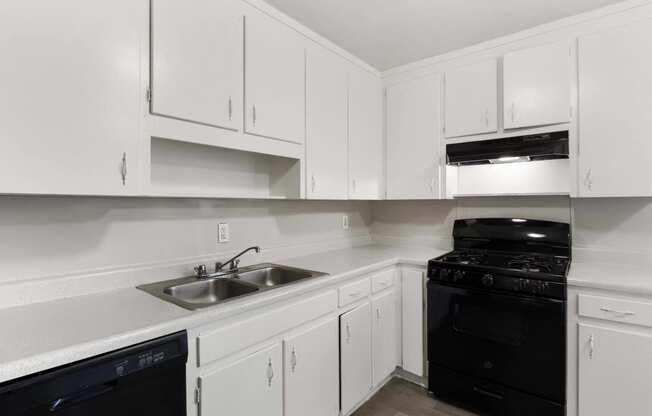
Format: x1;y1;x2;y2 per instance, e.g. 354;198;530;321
235;265;322;287
138;263;328;311
163;278;259;304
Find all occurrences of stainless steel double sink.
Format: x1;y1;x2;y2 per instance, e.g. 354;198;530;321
138;263;328;310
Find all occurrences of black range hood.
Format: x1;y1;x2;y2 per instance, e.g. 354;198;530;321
447;131;569;166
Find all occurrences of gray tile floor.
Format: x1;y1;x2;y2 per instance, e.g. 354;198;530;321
352;378;479;416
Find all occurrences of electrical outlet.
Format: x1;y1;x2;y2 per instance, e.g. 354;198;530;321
218;223;230;243
342;215;350;230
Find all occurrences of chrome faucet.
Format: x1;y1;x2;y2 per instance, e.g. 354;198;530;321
215;246;261;273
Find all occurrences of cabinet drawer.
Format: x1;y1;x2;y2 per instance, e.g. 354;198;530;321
339;278;371;307
579;294;652;328
198;290;337;366
371;270;395;293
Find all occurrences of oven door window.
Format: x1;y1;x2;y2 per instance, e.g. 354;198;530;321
427;282;565;403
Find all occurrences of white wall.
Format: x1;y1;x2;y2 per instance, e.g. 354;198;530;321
0;197;372;286
371;196;572;248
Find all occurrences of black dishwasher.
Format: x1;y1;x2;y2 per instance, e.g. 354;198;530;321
0;331;188;416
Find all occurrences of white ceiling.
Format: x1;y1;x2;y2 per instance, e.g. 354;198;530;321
265;0;626;70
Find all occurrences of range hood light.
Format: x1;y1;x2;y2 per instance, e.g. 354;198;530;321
489;156;531;164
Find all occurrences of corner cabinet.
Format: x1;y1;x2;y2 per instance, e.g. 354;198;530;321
0;0;143;195
577;18;652;197
244;4;305;144
386;75;442;200
284;318;340;416
578;324;652;416
199;343;283;416
503;42;571;129
305;46;349;199
349;67;383;200
150;0;242;131
444;60;498;138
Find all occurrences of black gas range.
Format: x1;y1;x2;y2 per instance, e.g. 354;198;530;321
427;218;570;416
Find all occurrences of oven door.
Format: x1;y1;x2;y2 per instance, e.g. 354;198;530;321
427;281;565;403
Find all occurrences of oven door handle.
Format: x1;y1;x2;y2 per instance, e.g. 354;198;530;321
472;386;504;401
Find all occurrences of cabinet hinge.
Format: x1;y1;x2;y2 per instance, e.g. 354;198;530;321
194;386;201;405
146;86;152;102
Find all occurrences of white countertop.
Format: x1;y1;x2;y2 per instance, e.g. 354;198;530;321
4;241;651;385
0;244;438;384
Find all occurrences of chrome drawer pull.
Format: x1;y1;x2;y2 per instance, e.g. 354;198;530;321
600;307;636;316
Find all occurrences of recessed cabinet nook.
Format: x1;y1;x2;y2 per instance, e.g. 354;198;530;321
4;1;652;416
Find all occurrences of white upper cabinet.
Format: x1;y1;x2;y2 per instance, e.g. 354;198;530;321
306;46;349;199
150;0;242;131
578;18;652;197
284;318;339;416
445;60;498;138
340;303;372;415
200;343;283;416
0;0;143;195
244;5;305;144
386;75;442;199
349;66;383;200
503;42;571;129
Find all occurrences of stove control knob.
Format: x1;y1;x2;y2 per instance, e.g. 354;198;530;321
481;274;494;287
440;269;450;279
453;270;465;282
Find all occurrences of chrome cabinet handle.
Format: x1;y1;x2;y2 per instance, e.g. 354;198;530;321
291;348;297;373
588;334;595;360
311;175;316;193
600;307;636;317
252;105;257;127
228;96;233;121
266;358;274;387
121;152;127;186
376;308;381;320
352;179;357;193
510;102;516;123
348;291;361;298
484;108;489;127
346;323;351;343
584;169;593;191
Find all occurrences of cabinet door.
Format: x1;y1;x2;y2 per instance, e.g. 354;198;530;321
386;75;442;199
578;324;652;416
244;5;305;144
503;42;571;129
349;66;383;200
284;318;339;416
372;290;398;386
199;343;283;416
340;303;372;415
0;0;142;195
402;269;424;377
578;19;652;197
151;0;242;130
445;60;498;138
306;46;348;199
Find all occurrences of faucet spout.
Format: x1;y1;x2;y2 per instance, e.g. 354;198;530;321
215;246;261;272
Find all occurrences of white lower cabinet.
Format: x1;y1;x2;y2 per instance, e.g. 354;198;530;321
372;290;398;386
284;318;339;416
578;324;652;416
401;269;425;377
199;343;283;416
340;302;373;415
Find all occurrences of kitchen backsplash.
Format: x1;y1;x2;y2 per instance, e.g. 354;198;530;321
3;195;652;289
0;197;372;286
